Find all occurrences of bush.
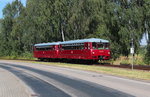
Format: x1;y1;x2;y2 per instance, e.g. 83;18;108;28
120;60;130;65
20;52;34;60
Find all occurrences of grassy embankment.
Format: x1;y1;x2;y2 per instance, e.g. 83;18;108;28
0;52;35;60
113;54;146;65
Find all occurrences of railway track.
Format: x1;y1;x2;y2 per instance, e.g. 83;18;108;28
35;59;150;71
94;63;150;71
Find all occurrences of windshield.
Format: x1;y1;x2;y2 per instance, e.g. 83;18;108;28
105;43;109;49
92;42;109;49
97;43;104;49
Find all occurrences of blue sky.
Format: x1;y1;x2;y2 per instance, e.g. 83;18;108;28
141;33;148;45
0;0;26;18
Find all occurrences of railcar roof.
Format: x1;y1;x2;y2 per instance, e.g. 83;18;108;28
34;38;109;46
34;42;60;47
60;38;109;44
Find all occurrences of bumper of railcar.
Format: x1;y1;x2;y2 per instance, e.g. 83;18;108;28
91;50;110;60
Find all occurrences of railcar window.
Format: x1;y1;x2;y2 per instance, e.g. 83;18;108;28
92;42;97;49
35;46;53;51
88;43;90;49
58;45;61;50
52;46;55;50
80;46;84;49
62;43;84;50
105;43;109;49
98;43;104;49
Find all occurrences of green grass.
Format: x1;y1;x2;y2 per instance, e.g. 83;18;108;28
9;59;150;81
0;52;36;60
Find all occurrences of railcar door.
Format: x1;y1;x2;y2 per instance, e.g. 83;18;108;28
84;42;90;59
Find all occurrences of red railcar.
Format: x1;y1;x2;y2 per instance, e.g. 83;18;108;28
34;42;60;60
33;38;110;61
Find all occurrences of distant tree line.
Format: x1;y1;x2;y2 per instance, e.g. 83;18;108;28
0;0;149;62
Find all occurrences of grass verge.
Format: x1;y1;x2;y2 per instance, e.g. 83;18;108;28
9;59;150;81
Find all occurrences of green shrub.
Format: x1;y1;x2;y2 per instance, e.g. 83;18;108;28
120;60;130;65
20;52;34;60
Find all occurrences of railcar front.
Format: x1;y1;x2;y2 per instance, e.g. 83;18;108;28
91;42;110;61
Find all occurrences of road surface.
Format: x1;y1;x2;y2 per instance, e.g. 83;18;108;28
0;60;150;97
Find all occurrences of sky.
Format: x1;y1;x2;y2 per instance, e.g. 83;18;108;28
141;33;148;46
0;0;26;18
0;0;148;45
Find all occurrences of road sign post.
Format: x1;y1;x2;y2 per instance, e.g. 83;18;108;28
130;47;134;70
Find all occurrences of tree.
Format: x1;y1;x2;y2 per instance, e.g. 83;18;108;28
0;0;25;55
0;16;13;55
0;0;148;61
143;0;150;64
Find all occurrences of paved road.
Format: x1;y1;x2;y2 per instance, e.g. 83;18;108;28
0;60;150;97
0;67;32;97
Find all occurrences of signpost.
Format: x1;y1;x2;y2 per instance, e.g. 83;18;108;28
130;47;134;70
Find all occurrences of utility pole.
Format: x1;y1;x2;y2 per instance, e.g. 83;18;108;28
128;0;134;70
130;38;134;70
